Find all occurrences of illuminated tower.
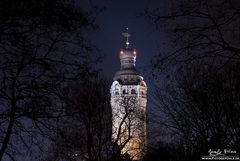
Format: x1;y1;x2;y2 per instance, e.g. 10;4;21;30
110;29;147;160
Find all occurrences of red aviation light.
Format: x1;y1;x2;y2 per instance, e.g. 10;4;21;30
120;49;124;55
133;49;137;55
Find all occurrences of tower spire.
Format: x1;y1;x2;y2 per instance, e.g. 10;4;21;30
122;27;131;48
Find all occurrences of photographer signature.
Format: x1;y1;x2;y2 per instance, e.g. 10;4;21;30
208;149;223;157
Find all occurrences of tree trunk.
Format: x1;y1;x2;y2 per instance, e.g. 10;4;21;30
0;103;16;161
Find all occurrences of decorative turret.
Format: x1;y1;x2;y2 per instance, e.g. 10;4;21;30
119;48;137;70
114;28;143;85
119;28;137;70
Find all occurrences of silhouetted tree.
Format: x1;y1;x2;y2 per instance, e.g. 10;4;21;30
47;77;146;161
46;75;111;161
145;0;240;73
111;95;146;161
0;0;101;160
152;62;240;160
145;1;240;159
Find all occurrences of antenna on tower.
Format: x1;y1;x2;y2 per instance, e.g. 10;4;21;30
122;28;131;48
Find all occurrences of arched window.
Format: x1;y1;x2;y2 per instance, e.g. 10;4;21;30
131;89;136;94
123;89;127;94
115;91;119;95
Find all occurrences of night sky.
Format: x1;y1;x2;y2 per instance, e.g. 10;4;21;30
1;1;240;161
89;0;170;81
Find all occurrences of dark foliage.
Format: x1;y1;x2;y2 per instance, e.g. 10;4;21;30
47;75;112;161
145;0;240;75
0;0;100;160
144;0;240;160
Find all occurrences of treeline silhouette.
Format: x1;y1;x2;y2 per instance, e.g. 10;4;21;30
144;0;240;160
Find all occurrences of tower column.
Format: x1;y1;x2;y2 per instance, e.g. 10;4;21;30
110;29;147;161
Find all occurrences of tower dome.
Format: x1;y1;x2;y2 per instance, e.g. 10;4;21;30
114;29;143;85
119;48;137;69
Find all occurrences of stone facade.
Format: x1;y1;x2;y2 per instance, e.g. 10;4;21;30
110;45;147;160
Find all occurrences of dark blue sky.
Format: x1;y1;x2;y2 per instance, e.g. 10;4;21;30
89;0;170;81
88;0;171;145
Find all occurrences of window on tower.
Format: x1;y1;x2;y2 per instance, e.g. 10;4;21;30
131;89;136;94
